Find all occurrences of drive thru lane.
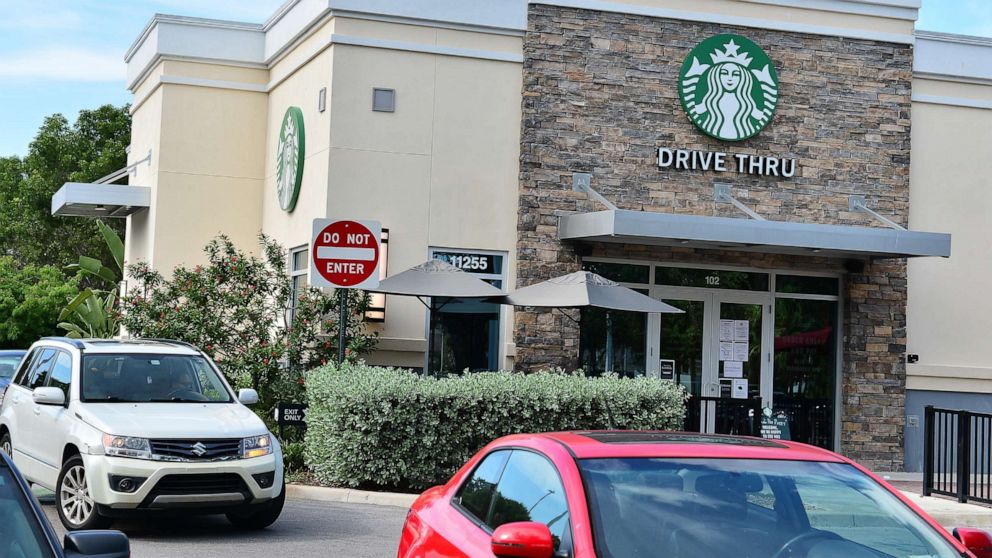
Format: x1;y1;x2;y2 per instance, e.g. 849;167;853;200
41;494;407;557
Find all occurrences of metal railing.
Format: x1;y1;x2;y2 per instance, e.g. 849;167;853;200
923;406;992;504
685;396;762;437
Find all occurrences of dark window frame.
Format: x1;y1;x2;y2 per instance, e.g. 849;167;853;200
24;349;57;390
12;349;41;387
45;350;73;404
450;447;574;554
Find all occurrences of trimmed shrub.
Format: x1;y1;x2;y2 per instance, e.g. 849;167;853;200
304;362;687;491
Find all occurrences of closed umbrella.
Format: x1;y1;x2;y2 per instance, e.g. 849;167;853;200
368;259;503;376
502;271;683;373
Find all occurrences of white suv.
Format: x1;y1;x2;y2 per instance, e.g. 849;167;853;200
0;338;284;531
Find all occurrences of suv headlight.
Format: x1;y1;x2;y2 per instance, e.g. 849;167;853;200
102;434;152;460
242;434;272;459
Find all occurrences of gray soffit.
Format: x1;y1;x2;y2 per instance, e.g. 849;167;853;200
558;210;951;259
51;182;151;218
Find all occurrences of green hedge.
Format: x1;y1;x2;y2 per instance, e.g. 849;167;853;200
303;362;687;491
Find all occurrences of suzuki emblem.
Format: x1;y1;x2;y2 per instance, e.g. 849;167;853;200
191;442;207;457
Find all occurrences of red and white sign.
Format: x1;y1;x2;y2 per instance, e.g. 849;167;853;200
310;219;381;289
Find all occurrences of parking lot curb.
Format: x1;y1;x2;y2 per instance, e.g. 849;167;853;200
287;483;419;509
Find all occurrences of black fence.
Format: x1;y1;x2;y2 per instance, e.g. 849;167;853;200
923;406;992;504
685;396;762;437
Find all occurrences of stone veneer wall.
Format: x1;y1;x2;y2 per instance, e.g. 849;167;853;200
515;4;912;470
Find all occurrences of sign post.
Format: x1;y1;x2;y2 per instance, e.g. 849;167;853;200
310;219;382;363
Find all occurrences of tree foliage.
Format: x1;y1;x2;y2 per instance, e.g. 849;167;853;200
0;105;131;272
0;257;79;349
120;234;378;413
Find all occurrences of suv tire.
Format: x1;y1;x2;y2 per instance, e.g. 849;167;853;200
56;455;111;531
226;481;286;530
0;431;11;457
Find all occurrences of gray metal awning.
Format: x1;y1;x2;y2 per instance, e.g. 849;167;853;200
558;210;951;259
51;182;151;218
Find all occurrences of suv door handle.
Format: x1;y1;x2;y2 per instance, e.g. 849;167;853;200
33;406;41;415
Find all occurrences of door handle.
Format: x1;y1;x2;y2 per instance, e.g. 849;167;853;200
33;406;41;415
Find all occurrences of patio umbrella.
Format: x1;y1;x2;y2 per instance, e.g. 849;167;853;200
501;271;683;373
367;259;504;376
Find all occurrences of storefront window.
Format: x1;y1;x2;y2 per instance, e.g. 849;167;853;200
579;290;648;377
776;274;839;296
428;248;506;373
582;261;649;284
655;266;769;291
287;245;308;325
773;298;838;449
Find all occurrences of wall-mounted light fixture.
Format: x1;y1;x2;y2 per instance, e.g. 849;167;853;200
365;228;389;322
318;87;327;113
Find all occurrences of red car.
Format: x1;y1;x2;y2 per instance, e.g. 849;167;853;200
397;431;992;558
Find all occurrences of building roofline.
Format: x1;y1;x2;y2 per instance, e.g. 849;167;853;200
125;14;263;64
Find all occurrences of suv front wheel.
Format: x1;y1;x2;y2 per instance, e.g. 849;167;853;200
226;481;286;530
56;455;111;530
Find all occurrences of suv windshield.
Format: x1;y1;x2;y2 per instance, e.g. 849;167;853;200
0;465;56;558
580;458;959;558
81;353;233;403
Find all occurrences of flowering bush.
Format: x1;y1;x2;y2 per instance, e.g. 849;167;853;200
120;234;378;415
304;362;688;490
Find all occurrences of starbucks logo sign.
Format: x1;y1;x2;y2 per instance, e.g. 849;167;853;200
276;106;305;212
679;34;779;142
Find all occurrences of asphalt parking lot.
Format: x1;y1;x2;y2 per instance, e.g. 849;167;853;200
39;493;407;557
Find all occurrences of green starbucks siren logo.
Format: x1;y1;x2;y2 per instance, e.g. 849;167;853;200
679;34;779;142
276;106;305;212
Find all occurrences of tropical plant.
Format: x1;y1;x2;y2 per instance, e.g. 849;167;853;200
59;220;124;339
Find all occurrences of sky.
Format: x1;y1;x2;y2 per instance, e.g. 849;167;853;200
0;0;989;157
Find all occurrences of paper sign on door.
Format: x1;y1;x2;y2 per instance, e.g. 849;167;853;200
719;342;734;361
720;320;734;342
723;361;743;378
734;320;749;342
731;379;748;399
733;342;749;362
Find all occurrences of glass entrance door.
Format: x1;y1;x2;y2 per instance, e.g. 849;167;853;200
710;296;769;435
653;289;771;436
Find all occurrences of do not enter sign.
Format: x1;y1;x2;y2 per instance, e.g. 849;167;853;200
310;219;381;289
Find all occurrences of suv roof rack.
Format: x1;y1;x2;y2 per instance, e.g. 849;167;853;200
39;337;86;350
133;338;201;351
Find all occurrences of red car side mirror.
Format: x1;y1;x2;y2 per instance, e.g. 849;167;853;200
955;528;992;558
491;522;554;558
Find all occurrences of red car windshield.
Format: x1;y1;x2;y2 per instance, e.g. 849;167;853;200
579;458;958;558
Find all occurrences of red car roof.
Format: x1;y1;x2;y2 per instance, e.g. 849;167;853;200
522;431;848;462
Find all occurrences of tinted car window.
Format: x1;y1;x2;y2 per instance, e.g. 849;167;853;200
47;351;72;400
456;450;510;522
26;350;56;390
0;466;56;557
12;350;40;386
490;451;570;550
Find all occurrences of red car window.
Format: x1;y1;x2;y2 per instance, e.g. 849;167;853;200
489;451;572;553
455;450;510;523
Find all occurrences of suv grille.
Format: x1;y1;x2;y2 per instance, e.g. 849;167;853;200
151;473;248;495
150;439;241;461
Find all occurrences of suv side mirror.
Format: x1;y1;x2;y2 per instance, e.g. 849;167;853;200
33;387;65;406
63;530;129;558
491;522;554;558
954;528;992;558
238;389;259;405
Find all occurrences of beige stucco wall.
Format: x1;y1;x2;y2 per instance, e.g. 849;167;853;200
126;59;268;274
908;78;992;393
